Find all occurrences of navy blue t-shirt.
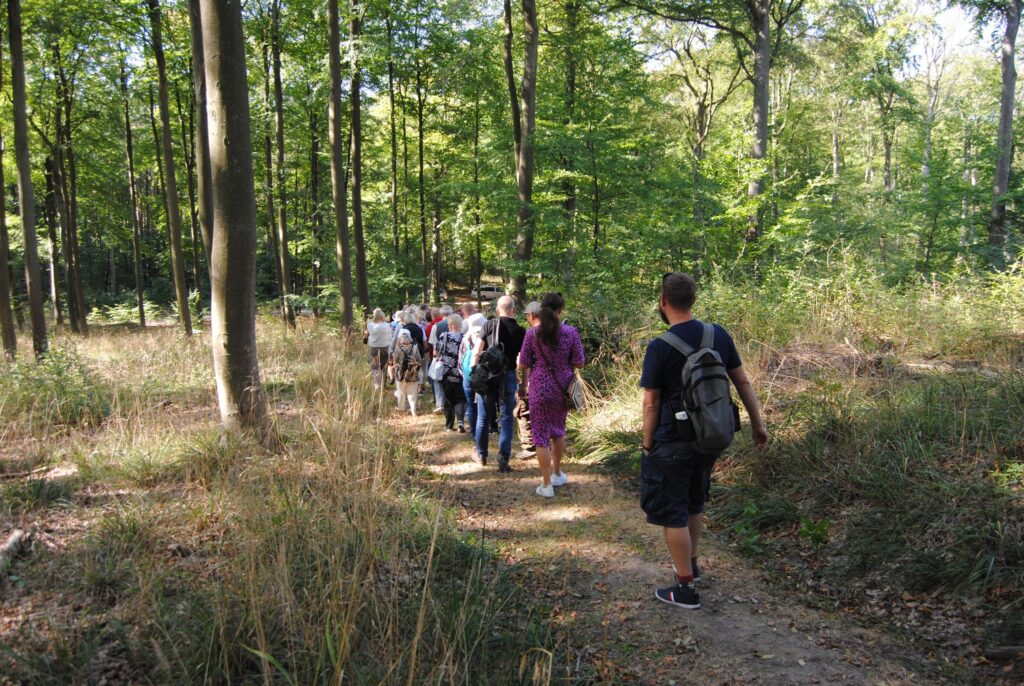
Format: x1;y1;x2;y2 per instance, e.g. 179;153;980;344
639;319;742;445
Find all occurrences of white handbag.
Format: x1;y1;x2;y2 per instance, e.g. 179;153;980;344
427;357;444;381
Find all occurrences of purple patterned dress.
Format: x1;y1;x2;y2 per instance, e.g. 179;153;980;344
519;324;585;448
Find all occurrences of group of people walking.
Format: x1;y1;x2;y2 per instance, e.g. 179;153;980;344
365;274;771;612
365;293;585;499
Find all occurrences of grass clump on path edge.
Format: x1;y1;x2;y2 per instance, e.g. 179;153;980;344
0;320;550;685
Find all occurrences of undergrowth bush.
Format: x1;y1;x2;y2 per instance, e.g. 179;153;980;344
0;349;111;433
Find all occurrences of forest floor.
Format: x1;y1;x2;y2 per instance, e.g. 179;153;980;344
393;408;950;685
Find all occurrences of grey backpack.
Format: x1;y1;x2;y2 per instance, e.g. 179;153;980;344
660;323;738;454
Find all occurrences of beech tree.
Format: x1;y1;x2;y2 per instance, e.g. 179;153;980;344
8;0;46;357
197;0;268;436
148;0;192;336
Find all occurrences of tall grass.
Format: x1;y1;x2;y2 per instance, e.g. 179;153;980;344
0;319;549;684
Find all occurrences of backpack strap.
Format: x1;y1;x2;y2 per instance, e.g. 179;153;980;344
700;322;715;349
659;331;696;357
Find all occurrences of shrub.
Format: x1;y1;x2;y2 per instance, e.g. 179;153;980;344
0;349;111;433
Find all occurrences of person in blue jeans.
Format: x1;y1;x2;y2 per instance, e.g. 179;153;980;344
471;296;525;473
460;313;486;449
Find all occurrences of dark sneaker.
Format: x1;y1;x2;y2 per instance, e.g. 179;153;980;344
654;582;701;609
458;424;466;433
498;462;512;474
472;453;487;466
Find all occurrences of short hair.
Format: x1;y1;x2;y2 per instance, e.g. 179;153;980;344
430;307;440;319
447;313;463;331
662;272;696;311
524;301;541;316
372;308;385;323
402;311;416;324
440;305;453;316
496;295;516;316
461;302;477;315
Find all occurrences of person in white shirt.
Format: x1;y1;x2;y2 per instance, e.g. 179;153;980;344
366;308;393;390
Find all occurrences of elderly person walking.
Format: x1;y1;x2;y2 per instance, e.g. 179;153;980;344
518;293;585;498
435;313;467;431
390;329;422;416
366;308;393;390
461;313;486;447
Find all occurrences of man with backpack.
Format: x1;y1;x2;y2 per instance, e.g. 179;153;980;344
471;295;525;472
640;272;769;609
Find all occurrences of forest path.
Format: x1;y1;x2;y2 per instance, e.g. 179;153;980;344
392;408;944;685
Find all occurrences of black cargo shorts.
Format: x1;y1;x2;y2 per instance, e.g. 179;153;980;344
640;441;717;528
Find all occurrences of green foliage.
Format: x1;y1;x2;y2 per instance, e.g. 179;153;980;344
0;349;112;431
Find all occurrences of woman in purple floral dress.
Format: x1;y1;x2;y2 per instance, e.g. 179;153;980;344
518;293;585;498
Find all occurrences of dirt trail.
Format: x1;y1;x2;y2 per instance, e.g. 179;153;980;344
395;411;946;685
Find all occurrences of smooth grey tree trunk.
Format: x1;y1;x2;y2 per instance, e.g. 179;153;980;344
121;61;146;327
42;160;63;325
199;0;268;437
148;0;193;336
350;0;370;313
745;0;770;242
7;0;46;357
386;13;400;260
0;128;16;359
271;1;295;327
989;0;1021;267
188;0;213;259
503;0;522;174
0;34;17;359
261;42;285;320
328;0;354;328
511;0;538;303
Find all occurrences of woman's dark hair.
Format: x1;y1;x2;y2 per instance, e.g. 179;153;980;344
538;292;565;348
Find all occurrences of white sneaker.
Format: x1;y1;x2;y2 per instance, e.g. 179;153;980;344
550;471;568;487
535;484;555;498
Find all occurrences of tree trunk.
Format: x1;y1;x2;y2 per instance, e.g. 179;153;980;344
416;66;428;301
52;61;85;335
510;0;538;303
473;93;483;309
328;0;354;328
432;183;442;303
148;0;193;336
0;119;16;359
989;0;1022;267
882;126;894;196
199;0;268;438
386;13;400;260
831;122;840;208
42;159;64;326
188;0;213;260
309;94;321;316
52;130;80;333
121;61;146;327
561;0;578;289
261;42;285;318
176;82;202;292
7;0;46;357
271;1;295;328
745;0;770;243
503;0;522;173
350;0;369;313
